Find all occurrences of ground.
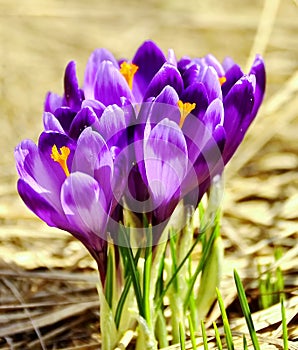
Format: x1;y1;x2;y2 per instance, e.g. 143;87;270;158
0;0;297;349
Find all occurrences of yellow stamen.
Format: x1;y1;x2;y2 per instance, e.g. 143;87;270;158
51;145;70;177
120;62;139;90
219;76;227;86
178;100;196;128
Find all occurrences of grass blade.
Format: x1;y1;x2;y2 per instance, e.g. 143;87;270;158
234;270;260;350
114;275;132;328
120;228;145;318
184;220;219;310
179;322;186;350
169;230;179;292
243;334;248;350
216;288;234;350
155;232;201;310
213;322;222;350
281;297;289;350
201;320;209;350
143;226;153;327
188;315;197;350
105;247;114;308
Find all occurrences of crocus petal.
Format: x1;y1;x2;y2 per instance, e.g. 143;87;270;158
96;105;131;203
17;178;69;230
94;61;133;106
182;64;201;87
15;140;66;214
204;54;225;77
69;107;98;140
249;54;266;119
97;104;127;148
222;56;236;71
195;126;225;192
167;48;177;66
201;66;222;102
177;56;192;74
84;48;119;99
119;97;137;127
72;127;113;201
195;125;226;178
135;90;180;177
151;86;180;124
44;92;63;113
54;107;76;133
222;64;244;98
223;75;255;163
61;172;109;243
43;112;65;133
143;63;183;101
142;86;180;126
38;131;76;184
155;85;180;106
183;99;224;174
203;98;224;130
180;82;209;120
15;139;50;191
143;118;188;221
132;41;167;97
64;61;83;111
81;99;105;119
183;124;226;196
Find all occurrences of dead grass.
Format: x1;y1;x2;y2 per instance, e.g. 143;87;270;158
0;0;297;348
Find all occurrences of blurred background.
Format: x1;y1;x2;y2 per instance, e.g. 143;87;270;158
0;0;297;347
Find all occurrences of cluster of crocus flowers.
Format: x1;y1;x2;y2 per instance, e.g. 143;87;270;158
15;40;265;288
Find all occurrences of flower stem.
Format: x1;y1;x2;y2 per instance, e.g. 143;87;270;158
143;226;153;328
120;227;145;318
155;309;168;348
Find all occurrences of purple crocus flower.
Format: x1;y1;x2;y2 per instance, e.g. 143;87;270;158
16;40;265;251
15;127;114;283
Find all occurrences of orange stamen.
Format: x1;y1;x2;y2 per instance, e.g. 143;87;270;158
219;76;227;86
120;62;139;90
178;100;196;128
51;145;70;177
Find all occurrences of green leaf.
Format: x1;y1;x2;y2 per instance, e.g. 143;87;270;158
114;274;132;329
155;232;202;310
105;247;114;308
213;322;222;350
143;226;153;327
216;288;234;350
184;215;220;311
234;270;260;350
98;283;119;350
155;309;168;348
115;245;142;328
120;227;145;318
169;229;179;292
243;334;248;350
179;322;186;350
281;297;289;350
188;315;197;350
201;320;209;350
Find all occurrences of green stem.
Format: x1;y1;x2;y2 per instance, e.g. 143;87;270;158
114;275;132;329
121;227;145;318
184;224;218;310
281;297;289;350
105;247;114;308
143;226;153;328
234;270;260;350
155;309;168;348
169;230;179;292
155;232;202;310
